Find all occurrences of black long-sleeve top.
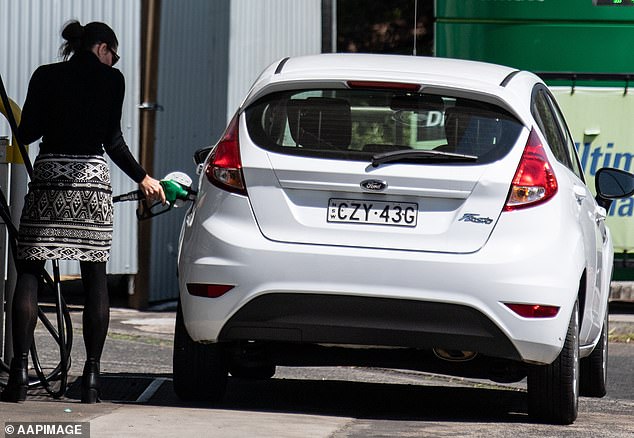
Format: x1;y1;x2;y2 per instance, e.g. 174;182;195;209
18;51;147;183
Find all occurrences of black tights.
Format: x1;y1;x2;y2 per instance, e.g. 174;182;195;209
11;260;109;363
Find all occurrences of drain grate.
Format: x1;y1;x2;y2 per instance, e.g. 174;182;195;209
22;374;171;403
65;375;155;402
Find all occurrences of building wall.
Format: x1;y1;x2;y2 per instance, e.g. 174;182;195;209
227;0;322;117
148;0;231;302
0;0;141;276
435;0;634;72
147;0;322;302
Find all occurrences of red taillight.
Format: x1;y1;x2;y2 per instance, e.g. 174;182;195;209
346;80;421;91
504;128;558;211
187;283;234;298
205;114;246;195
505;303;560;318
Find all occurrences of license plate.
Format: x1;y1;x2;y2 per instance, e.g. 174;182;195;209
327;198;418;227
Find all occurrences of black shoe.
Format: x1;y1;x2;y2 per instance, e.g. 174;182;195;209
81;360;101;404
1;355;28;403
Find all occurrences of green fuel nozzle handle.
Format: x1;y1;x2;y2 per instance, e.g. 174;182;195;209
160;179;190;205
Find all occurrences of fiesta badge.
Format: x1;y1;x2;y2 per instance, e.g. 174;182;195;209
360;179;387;191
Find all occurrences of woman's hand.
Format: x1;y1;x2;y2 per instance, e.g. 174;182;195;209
139;175;166;205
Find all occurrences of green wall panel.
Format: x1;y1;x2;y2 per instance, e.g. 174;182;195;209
437;0;634;21
436;0;634;72
436;22;634;72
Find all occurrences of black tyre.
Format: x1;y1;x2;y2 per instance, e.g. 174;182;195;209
173;300;228;402
229;363;276;380
580;308;608;397
528;301;579;425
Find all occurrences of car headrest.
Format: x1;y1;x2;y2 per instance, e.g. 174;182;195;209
444;106;475;150
287;97;351;149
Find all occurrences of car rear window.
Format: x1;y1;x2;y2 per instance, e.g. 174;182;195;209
245;88;523;164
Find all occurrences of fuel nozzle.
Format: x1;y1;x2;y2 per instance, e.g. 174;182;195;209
161;179;191;205
134;171;197;220
113;171;197;220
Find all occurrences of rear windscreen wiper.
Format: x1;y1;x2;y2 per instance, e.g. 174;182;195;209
371;149;478;167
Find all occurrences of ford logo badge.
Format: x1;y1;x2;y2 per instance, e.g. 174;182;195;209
360;179;387;191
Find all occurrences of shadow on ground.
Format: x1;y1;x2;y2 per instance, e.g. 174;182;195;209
130;374;530;423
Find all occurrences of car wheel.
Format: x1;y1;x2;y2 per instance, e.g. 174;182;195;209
580;307;608;397
229;363;276;380
528;300;579;425
172;299;228;402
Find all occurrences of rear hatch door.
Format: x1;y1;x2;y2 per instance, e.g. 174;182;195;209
241;87;525;253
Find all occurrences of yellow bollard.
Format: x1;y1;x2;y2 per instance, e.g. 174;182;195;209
0;96;27;163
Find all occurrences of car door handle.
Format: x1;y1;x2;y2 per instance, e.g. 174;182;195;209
573;185;587;204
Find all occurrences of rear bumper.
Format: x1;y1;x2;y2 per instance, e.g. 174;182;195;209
219;293;521;360
178;192;585;365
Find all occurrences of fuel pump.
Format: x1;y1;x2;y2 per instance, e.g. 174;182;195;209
0;73;73;397
0;135;9;360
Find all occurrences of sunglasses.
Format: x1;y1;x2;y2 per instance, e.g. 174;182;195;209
108;46;120;66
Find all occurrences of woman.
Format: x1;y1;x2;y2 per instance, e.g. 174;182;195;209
1;20;165;403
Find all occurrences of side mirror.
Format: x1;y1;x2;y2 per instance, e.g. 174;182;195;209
193;146;212;165
595;167;634;209
596;168;634;199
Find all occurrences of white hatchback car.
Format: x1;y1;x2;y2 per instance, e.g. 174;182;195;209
174;54;634;424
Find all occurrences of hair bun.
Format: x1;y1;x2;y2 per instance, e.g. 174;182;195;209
59;19;117;60
61;20;84;42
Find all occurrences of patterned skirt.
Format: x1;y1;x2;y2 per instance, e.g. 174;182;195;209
17;154;114;262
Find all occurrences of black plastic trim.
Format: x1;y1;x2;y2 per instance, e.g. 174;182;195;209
274;57;290;74
534;72;634;94
535;72;634;82
500;70;520;87
219;294;521;361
